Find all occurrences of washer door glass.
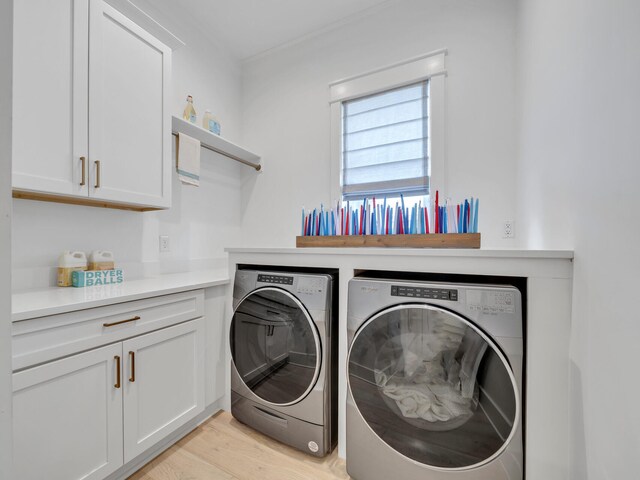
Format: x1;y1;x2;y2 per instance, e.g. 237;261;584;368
231;288;321;405
348;304;519;469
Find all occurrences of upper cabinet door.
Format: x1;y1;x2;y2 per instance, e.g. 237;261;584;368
88;1;172;209
12;0;89;196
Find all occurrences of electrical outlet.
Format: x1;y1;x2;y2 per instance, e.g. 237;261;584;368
159;235;170;252
503;221;515;239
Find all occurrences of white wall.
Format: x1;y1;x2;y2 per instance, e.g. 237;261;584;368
11;4;245;289
0;0;13;476
516;0;640;478
240;0;518;247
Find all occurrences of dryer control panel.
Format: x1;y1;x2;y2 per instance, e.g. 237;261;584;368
466;290;516;314
391;285;458;301
297;276;325;295
257;274;294;285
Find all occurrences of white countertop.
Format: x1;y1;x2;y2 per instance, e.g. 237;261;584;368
12;269;230;322
225;247;574;259
226;247;574;280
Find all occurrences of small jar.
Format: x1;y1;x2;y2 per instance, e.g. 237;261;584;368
202;109;221;135
202;110;213;130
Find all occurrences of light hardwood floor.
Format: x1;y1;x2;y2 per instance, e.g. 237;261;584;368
128;411;351;480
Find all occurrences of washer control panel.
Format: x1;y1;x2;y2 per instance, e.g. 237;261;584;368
257;274;293;285
391;285;458;301
467;290;516;314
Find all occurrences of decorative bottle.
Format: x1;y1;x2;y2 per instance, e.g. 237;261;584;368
183;95;197;123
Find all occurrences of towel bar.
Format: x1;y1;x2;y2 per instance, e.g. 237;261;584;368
171;116;262;171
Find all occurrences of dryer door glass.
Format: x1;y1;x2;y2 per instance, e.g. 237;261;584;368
231;288;321;406
348;304;519;469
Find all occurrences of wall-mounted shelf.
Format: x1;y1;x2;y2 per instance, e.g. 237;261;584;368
171;116;261;171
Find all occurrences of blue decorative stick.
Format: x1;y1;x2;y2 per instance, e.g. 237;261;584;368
409;206;416;234
469;198;474;233
442;207;447;234
473;198;479;233
465;201;469;232
313;209;317;236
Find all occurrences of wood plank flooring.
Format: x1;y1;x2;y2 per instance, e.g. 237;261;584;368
128;411;351;480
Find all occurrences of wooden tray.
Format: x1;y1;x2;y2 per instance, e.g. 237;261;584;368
296;233;480;249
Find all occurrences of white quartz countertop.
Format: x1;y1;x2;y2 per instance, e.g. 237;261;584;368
225;247;574;259
12;269;230;322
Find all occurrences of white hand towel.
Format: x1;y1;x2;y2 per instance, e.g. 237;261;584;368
177;132;201;186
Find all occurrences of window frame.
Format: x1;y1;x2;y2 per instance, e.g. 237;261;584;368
329;50;447;204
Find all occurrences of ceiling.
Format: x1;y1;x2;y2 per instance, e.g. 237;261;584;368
135;0;394;60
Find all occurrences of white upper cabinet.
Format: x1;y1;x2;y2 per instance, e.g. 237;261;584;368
12;0;89;197
89;2;171;208
12;0;172;210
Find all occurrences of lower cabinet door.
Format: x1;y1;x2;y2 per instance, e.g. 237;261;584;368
13;343;124;480
123;318;205;462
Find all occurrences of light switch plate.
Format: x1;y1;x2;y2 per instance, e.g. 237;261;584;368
159;235;170;252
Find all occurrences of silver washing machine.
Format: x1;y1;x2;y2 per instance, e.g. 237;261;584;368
230;269;337;456
347;277;524;479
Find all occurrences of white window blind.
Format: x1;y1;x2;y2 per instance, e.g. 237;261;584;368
342;81;430;200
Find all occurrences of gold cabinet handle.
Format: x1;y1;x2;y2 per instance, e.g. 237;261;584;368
114;355;121;389
80;156;86;186
94;160;101;188
129;351;135;382
103;315;140;328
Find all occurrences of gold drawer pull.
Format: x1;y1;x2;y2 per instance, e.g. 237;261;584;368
129;351;135;382
103;315;140;328
114;355;121;389
94;160;101;188
80;156;86;186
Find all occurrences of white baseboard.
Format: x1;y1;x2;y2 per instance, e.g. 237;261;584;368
105;400;225;480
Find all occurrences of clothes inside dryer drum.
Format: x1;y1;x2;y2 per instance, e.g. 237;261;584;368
373;308;488;426
231;288;321;405
348;305;517;469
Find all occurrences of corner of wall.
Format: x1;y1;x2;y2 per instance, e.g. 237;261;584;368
0;0;13;475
